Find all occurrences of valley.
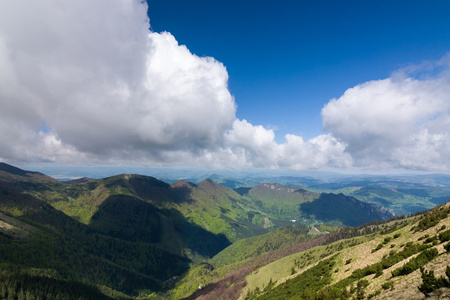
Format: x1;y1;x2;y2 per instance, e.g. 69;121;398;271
0;162;450;299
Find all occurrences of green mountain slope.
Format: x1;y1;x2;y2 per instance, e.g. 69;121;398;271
244;183;394;226
248;183;317;217
0;162;58;182
164;203;450;299
0;183;189;296
210;225;317;268
342;185;436;215
4;162;447;300
0;164;266;260
170;179;268;242
240;203;450;300
89;194;231;259
299;193;393;226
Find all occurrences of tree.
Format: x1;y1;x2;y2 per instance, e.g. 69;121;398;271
418;266;450;296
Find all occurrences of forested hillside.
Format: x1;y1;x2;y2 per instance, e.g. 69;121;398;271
1;163;449;299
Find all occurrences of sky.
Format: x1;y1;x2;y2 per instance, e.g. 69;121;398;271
1;0;450;173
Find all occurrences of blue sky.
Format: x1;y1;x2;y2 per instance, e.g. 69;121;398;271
1;0;450;172
148;0;450;141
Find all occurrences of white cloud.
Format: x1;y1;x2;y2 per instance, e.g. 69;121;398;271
322;56;450;170
0;0;236;163
0;0;350;170
216;120;351;170
2;0;449;172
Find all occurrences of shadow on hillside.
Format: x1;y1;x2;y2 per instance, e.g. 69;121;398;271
90;195;230;258
172;185;195;204
164;207;231;258
299;193;392;227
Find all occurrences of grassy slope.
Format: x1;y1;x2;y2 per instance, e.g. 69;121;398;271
210;225;313;268
4;163;450;299
241;203;450;300
171;179;268;242
155;231;331;300
247;183;317;218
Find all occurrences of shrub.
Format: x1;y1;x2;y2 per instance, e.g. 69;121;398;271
372;244;383;253
368;289;381;299
418;234;429;241
290;267;296;275
383;237;392;244
374;269;383;278
444;242;450;252
392;248;439;277
424;235;438;244
418;266;450;296
439;229;450;242
356;279;369;299
382;281;394;290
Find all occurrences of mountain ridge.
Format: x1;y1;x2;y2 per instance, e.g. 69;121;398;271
2;162;448;299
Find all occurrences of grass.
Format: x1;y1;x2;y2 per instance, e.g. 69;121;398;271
243;245;330;295
238;211;449;300
210;225;312;268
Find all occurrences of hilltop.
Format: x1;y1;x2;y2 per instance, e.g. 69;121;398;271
1;162;449;299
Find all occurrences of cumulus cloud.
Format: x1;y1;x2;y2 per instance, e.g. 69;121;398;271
0;0;236;165
218;120;352;169
2;0;449;171
0;0;346;170
322;55;450;170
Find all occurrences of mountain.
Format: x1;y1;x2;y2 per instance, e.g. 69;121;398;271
299;192;394;226
0;162;57;181
337;185;437;215
0;163;270;260
89;193;231;259
2;162;448;299
173;202;450;300
0;183;189;296
170;178;268;242
248;183;317;216
154;171;450;216
244;183;394;226
0;163;395;246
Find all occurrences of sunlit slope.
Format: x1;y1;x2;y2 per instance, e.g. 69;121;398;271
242;202;450;300
210;225;317;268
170;179;268;242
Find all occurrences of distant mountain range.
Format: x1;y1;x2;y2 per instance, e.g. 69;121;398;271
0;162;449;299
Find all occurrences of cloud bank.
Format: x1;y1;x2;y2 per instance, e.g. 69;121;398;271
0;0;449;171
322;56;450;170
